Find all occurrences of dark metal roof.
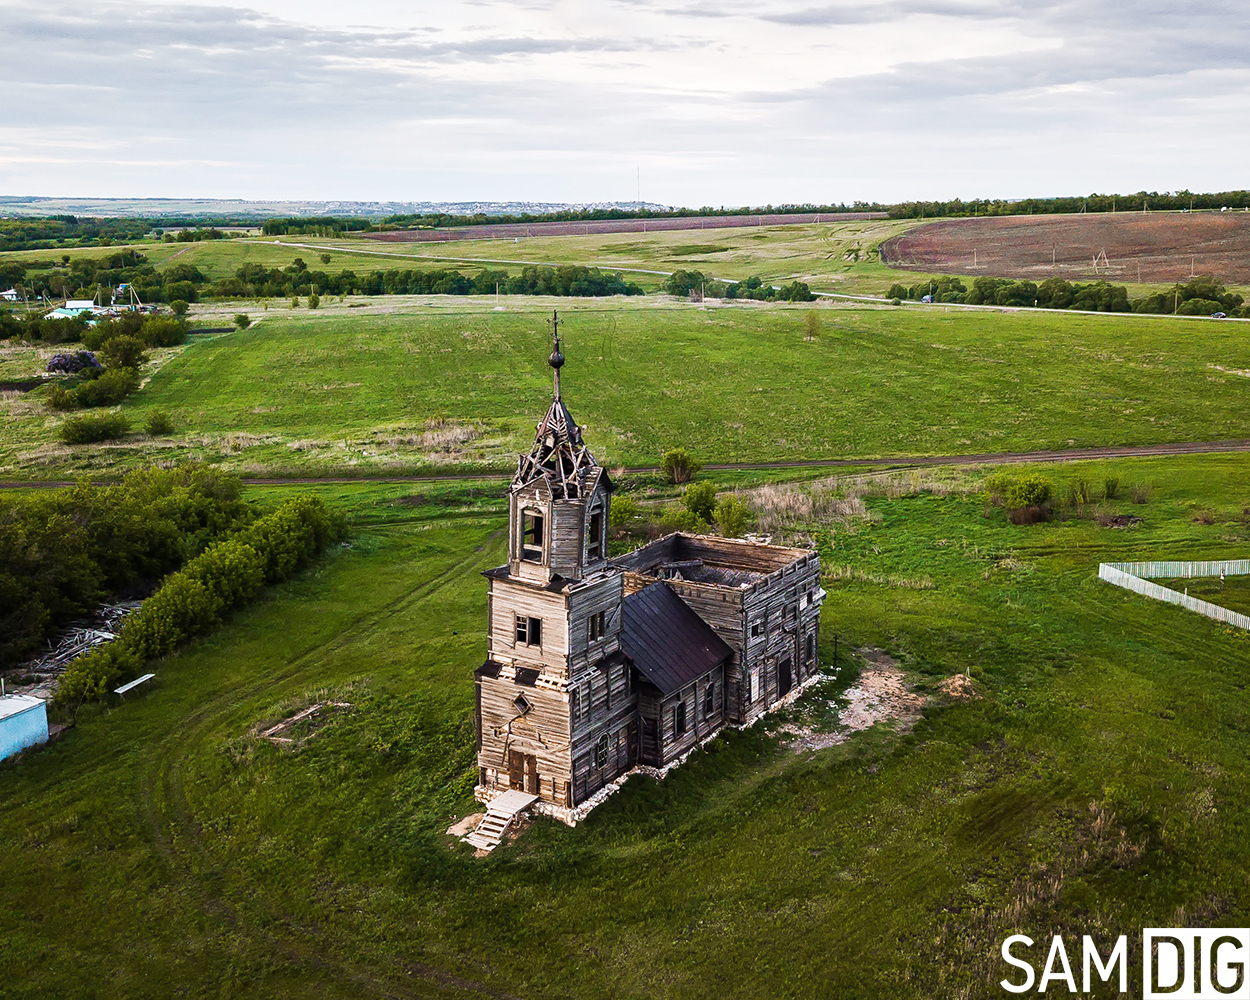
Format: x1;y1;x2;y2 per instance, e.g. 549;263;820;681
621;582;732;696
476;659;503;679
482;566;570;592
513;667;540;687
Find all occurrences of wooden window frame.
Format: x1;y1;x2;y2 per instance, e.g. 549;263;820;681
515;614;542;647
703;681;715;718
594;732;610;770
588;609;607;642
521;509;545;562
674;700;687;736
587;507;604;560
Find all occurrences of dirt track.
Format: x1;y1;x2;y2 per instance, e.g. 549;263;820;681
366;211;887;244
881;212;1250;284
4;437;1248;490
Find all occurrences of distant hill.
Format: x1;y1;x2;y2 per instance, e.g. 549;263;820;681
0;197;672;220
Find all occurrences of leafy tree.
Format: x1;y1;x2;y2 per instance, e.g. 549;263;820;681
803;311;820;341
234;313;252;330
320;253;332;264
308;291;321;309
609;496;641;530
98;334;148;371
169;299;189;317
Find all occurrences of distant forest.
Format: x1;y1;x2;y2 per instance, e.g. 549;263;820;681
3;191;1250;251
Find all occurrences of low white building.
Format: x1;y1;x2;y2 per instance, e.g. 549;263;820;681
0;695;49;761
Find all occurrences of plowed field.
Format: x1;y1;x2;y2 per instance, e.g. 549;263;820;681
881;211;1250;284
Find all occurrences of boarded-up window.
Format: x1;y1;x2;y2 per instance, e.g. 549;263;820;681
522;510;544;561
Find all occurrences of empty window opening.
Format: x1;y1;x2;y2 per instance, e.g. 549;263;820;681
588;610;607;642
703;682;715;718
515;614;542;646
513;693;531;715
587;508;604;560
750;620;764;638
521;510;545;561
674;700;687;736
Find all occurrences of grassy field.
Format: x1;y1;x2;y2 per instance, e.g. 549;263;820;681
3;299;1250;480
1157;575;1250;616
2;453;1249;998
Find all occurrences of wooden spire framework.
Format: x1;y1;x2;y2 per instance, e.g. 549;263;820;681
512;311;601;500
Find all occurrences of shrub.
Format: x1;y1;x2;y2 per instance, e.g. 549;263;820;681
58;412;130;444
658;506;707;533
145;410;175;435
609;496;641;530
1005;474;1054;509
46;385;79;411
98;334;148;371
891;297;902;306
291;296;300;308
234;313;252;330
46;351;100;375
320;253;332;264
1132;484;1152;504
141;317;188;347
307;292;320;309
74;367;139;408
683;481;718;523
1103;476;1121;500
1068;478;1094;506
169;299;189;317
714;494;750;536
661;447;702;485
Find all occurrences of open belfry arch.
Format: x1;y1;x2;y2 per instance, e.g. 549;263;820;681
473;311;825;826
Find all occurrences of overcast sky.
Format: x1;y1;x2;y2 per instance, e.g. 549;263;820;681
2;0;1247;206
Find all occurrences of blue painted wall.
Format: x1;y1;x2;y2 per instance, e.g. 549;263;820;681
0;698;49;761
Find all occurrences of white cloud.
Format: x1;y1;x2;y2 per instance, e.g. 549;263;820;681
0;0;1246;203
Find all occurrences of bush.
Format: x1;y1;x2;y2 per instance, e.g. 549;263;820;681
58;412;130;444
1103;476;1120;500
141;317;188;347
234;313;252;330
97;334;148;371
610;496;641;531
46;351;100;375
307;292;321;309
1005;474;1054;509
714;494;750;536
661;448;702;485
1009;506;1053;525
683;481;718;523
1068;478;1094;506
658;506;708;534
169;300;189;317
46;385;79;411
145;410;175;435
74;367;139;408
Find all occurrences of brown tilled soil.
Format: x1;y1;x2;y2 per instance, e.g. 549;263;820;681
881;212;1250;284
366;211;886;244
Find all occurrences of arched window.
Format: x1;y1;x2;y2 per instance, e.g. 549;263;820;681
594;733;610;769
587;505;603;560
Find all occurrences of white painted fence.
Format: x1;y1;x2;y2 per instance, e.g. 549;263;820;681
1099;560;1250;631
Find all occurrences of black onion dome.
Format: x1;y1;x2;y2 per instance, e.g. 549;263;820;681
549;341;565;369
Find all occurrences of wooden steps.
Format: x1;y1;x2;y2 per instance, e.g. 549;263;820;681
462;790;538;852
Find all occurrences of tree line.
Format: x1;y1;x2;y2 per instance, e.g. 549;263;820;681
886;191;1250;220
663;270;815;302
886;275;1247;316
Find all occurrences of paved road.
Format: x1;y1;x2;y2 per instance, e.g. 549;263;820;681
4;438;1248;490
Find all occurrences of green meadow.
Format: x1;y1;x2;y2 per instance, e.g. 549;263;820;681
3;300;1250;480
3;453;1250;998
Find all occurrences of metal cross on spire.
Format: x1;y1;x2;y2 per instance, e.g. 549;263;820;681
547;308;565;400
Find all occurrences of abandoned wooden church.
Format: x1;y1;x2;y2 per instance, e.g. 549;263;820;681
474;320;823;823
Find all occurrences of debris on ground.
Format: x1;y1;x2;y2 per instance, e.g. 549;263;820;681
5;601;144;700
258;702;352;746
781;647;927;752
938;673;980;700
446;814;485;838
